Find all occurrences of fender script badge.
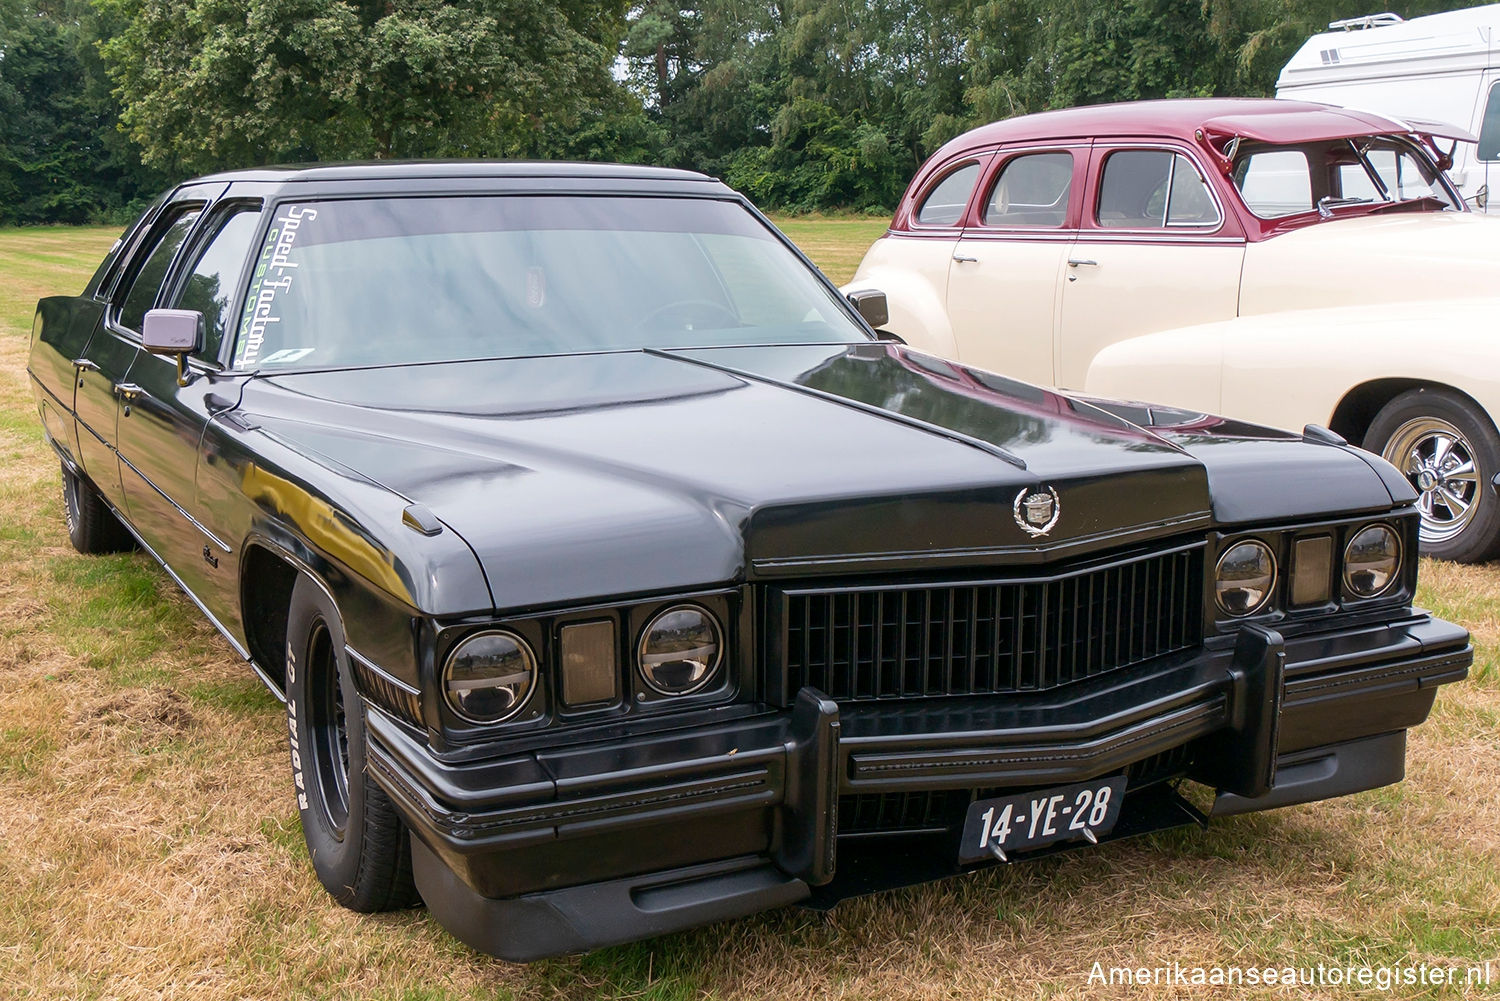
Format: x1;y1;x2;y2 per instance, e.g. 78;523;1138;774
1013;485;1061;537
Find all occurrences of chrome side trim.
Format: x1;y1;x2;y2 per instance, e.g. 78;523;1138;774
346;645;421;698
116;449;233;553
110;503;253;665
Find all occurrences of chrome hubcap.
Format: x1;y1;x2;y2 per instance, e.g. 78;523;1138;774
1382;417;1482;545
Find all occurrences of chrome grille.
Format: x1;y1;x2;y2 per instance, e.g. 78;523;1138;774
773;544;1203;702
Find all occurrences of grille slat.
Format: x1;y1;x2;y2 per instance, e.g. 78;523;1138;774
780;546;1203;703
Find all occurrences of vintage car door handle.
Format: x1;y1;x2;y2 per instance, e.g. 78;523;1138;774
1066;258;1099;282
71;358;101;373
952;254;978;263
114;382;143;400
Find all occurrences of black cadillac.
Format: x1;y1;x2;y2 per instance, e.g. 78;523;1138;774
28;163;1470;961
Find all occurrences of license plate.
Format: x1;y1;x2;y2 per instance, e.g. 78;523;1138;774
958;776;1127;863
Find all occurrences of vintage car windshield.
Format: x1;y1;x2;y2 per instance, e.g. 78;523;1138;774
1230;136;1458;219
231;195;868;369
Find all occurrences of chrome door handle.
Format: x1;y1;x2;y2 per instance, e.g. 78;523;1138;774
952;254;978;263
71;358;101;372
114;383;143;400
1067;258;1099;268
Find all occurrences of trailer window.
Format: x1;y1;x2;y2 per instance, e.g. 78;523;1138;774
1480;82;1500;162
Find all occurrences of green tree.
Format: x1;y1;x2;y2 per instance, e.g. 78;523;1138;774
96;0;630;173
0;0;161;224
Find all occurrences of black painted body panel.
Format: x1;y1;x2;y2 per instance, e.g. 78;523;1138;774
22;163;1469;961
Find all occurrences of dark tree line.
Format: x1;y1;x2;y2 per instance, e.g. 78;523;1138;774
0;0;1463;225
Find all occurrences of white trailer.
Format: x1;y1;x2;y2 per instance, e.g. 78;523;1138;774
1276;5;1500;210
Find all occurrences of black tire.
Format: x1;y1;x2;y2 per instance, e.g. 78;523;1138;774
285;573;418;912
1363;387;1500;564
60;462;136;555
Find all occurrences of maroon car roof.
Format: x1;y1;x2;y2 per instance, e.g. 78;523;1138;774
934;98;1411;158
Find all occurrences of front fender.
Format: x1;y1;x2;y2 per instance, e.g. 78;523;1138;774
1085;299;1500;435
196;415;493;684
1083;326;1226;417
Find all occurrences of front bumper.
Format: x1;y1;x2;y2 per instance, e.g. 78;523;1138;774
367;614;1470;960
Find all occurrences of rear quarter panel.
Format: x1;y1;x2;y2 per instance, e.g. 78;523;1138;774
29;296;105;469
844;234;959;357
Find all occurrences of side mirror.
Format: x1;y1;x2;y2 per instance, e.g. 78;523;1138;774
845;289;889;330
142;308;202;386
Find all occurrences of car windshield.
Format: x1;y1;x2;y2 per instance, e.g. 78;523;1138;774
231;195;869;370
1230;136;1459;219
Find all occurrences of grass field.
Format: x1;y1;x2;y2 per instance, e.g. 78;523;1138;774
0;222;1496;1001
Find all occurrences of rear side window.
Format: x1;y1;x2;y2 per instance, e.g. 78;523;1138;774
915;163;980;225
116;208;203;332
984;152;1073;227
1477;82;1500;162
1097;151;1220;228
171;206;265;363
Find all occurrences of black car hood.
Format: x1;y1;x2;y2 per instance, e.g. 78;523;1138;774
238;344;1395;610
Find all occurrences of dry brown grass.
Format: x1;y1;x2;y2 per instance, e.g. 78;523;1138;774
0;225;1496;1000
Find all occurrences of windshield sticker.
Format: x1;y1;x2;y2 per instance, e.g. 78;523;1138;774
526;266;546;308
260;347;317;365
234;205;317;368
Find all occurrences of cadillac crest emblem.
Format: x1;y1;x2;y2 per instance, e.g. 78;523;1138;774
1013;485;1061;537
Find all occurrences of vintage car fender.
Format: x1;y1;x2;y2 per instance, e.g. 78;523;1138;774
195;413;495;686
1238;213;1500;317
841;236;958;357
1083;298;1500;437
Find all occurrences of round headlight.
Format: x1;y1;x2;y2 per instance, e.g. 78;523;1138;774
637;605;722;696
1345;524;1401;597
443;630;537;724
1215;539;1277;616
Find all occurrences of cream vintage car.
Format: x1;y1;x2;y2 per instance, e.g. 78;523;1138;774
846;98;1500;562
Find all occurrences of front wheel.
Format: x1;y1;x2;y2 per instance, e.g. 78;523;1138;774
1364;387;1500;563
285;573;418;912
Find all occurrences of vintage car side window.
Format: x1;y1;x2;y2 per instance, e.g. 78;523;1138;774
915;162;980;225
171;206;265;364
116;207;203;332
983;152;1072;227
1097;151;1219;228
1233;149;1314;217
1480;82;1500;162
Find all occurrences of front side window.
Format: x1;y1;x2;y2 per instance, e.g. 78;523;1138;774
984;152;1073;227
1232;137;1458;218
172;206;264;363
1361;144;1446;201
1097;151;1220;229
116;207;203;332
230;196;869;370
1233;149;1314;217
915;162;980;226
